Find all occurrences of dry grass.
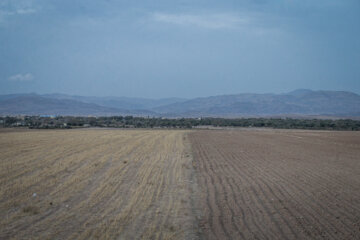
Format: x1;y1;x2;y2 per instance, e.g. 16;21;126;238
0;129;197;240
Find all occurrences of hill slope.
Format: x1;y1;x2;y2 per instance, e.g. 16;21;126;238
154;90;360;117
0;95;153;116
1;90;359;117
42;94;187;110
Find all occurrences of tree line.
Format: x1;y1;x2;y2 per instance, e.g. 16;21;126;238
1;116;360;130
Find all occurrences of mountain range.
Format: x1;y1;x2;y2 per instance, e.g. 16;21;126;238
0;89;359;118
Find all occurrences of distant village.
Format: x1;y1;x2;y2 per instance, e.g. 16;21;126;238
1;115;359;131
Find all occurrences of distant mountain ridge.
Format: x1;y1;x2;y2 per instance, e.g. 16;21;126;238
0;90;359;117
0;94;155;116
42;94;187;110
154;90;360;117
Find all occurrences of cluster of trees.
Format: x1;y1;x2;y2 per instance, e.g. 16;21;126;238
198;118;360;130
1;116;359;130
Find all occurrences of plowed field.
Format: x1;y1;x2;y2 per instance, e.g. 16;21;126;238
0;129;197;240
1;128;360;239
190;129;360;240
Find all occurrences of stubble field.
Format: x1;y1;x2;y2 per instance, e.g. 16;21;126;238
1;128;360;239
0;129;197;239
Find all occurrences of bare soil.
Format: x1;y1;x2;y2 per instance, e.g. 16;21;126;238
189;129;360;240
0;129;197;240
1;128;359;239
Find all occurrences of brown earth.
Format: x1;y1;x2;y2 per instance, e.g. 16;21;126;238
0;129;198;240
1;128;360;240
189;129;360;240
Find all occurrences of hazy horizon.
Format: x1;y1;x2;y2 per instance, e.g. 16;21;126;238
1;1;359;98
1;88;360;100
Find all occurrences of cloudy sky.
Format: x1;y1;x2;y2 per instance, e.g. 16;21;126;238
0;0;359;98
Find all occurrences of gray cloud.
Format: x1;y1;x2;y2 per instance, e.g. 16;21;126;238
14;7;36;15
0;0;37;24
8;73;34;82
152;12;250;30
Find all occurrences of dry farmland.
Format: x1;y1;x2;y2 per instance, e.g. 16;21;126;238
0;129;198;240
1;128;360;240
190;129;360;240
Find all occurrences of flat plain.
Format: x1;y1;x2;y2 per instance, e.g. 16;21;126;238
190;129;360;240
1;128;360;240
0;129;197;240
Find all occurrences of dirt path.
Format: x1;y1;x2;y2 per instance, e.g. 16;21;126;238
189;129;360;240
0;129;199;240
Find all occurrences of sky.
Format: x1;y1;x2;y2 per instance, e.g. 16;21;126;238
0;0;359;98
